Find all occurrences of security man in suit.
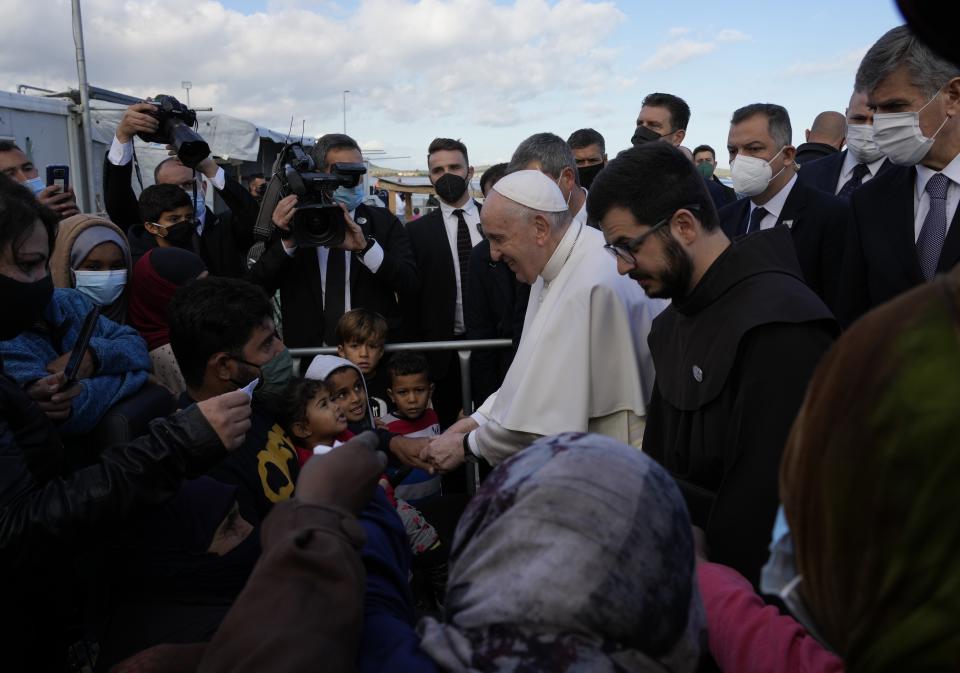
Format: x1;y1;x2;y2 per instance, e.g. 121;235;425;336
404;138;483;427
718;103;847;313
102;103;261;278
799;88;893;199
839;25;960;326
249;133;418;352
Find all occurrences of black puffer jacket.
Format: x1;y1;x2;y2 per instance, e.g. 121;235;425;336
0;369;227;671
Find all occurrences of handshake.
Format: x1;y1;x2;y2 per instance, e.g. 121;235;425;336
389;417;479;474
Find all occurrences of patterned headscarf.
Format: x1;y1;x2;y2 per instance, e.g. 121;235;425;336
418;432;704;673
781;267;960;673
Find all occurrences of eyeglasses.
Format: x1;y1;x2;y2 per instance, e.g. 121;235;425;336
151;215;197;229
603;204;701;265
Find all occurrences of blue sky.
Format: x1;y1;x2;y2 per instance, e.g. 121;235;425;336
1;0;905;170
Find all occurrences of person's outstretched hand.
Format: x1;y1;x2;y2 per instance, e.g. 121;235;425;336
295;431;386;514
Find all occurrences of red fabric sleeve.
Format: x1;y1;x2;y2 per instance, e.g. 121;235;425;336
697;561;845;673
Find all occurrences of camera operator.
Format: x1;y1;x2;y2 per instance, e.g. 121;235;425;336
102;102;260;278
0;141;80;220
246;173;267;202
248;133;418;350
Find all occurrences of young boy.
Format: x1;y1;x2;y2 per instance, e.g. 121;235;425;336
380;351;442;504
335;309;389;418
128;184;197;264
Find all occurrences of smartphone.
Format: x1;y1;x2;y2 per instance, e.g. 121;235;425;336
63;306;100;387
46;165;69;192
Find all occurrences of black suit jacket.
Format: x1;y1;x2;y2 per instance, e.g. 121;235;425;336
404;205;483;378
102;152;260;278
798;149;894;197
718;179;848;312
837;164;960;325
247;203;418;348
795;142;839;166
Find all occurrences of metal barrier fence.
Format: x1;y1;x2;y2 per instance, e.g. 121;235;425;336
290;339;515;494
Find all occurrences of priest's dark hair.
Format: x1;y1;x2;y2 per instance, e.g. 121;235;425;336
428;137;469;166
168;276;274;389
586;143;719;231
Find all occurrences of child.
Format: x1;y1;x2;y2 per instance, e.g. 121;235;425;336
304;354;449;609
277;377;348;466
127;184;197;264
380;351;442;504
335;309;389;418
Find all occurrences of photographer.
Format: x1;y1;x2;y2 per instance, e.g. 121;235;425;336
0;140;80;220
102;102;261;278
248;133;418;350
247;173;267;202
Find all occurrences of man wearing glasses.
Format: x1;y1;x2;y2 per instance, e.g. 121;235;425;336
420;168;665;471
588;142;837;588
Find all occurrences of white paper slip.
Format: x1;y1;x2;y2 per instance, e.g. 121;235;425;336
240;378;259;398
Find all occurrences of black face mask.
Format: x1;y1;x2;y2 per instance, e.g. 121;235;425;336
577;163;605;189
162;220;197;248
434;172;469;205
631;125;663;147
0;273;53;340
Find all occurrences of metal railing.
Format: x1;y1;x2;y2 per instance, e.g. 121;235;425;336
290;339;514;494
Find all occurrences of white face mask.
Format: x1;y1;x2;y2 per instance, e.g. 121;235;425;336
731;147;785;197
844;123;885;164
73;269;127;306
872;91;950;166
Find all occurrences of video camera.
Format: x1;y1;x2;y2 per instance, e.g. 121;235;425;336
261;143;367;248
137;94;210;169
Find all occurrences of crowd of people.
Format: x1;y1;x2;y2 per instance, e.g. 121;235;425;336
0;18;959;673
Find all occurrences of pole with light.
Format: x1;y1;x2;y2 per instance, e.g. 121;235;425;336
70;0;97;212
343;90;350;133
182;80;192;108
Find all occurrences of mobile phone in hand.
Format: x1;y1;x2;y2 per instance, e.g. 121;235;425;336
46;165;69;192
63;306;99;386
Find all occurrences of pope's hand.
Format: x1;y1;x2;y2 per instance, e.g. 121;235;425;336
422;432;467;473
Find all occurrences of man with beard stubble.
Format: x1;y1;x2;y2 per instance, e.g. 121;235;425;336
587;142;838;586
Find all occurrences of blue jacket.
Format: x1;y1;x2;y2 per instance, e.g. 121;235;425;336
0;288;150;435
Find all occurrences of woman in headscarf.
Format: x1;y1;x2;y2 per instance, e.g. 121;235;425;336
51;213;132;324
696;266;960;673
129;247;207;395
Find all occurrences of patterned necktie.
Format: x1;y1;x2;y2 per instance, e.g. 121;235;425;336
454;208;473;301
837;163;871;200
747;206;768;234
323;249;346;345
917;172;950;281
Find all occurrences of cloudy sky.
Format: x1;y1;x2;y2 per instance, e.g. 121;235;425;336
1;0;904;170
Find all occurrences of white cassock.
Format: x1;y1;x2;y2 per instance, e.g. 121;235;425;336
468;221;668;464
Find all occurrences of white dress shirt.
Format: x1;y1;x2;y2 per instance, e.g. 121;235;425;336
834;150;886;195
281;210;385;343
749;174;798;231
438;197;483;334
914;153;960;243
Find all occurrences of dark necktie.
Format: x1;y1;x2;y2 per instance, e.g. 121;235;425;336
837;163;871;200
454;209;472;302
323;249;346;345
747;206;768;234
917;172;951;281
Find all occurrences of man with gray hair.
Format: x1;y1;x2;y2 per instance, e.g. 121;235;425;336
508;132;589;227
420;169;665;470
838;25;960;325
718;103;848;311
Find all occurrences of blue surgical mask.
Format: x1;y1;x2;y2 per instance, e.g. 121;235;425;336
333;184;364;212
23;176;45;195
187;183;206;223
73;269;127;306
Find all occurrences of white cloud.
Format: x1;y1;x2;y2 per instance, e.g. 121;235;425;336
716;28;749;43
0;0;627;133
784;47;869;77
639;27;750;72
640;40;716;71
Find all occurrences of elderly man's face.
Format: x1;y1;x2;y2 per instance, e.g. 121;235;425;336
480;192;543;284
